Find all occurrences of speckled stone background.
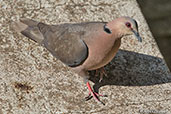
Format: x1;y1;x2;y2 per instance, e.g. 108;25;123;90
0;0;171;113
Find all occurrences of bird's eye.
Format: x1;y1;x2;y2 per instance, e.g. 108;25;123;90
125;22;131;28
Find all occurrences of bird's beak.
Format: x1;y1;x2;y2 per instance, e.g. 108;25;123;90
132;29;142;42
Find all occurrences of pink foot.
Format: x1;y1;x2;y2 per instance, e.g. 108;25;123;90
85;82;106;105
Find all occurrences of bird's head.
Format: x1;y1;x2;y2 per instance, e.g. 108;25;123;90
105;17;142;42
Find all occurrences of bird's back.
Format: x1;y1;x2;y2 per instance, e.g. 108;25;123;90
11;19;107;67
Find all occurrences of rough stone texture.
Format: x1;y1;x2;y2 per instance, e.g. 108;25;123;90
0;0;171;114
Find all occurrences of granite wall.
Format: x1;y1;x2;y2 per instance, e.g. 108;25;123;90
0;0;171;113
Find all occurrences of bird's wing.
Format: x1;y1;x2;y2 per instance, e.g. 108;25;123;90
12;18;106;67
40;23;90;67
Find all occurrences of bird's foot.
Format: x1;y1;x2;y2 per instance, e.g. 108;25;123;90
95;67;108;82
85;82;107;105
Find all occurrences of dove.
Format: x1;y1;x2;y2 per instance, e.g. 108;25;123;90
11;17;142;104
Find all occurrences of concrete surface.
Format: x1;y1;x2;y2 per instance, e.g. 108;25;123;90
0;0;171;113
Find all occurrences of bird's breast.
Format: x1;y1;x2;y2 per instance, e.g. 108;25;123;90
81;34;121;70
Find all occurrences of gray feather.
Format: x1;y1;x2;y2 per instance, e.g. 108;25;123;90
12;18;106;67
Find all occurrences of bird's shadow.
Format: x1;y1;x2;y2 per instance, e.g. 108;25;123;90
89;49;171;93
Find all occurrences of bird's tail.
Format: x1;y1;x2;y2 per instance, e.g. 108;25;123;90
11;18;46;44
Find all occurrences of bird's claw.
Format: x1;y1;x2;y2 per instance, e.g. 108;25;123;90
85;95;93;101
86;82;107;105
85;91;106;105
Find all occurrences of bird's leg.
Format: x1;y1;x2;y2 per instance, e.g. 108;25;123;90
85;82;105;105
95;67;108;82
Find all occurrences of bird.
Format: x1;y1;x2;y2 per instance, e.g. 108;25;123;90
11;17;142;104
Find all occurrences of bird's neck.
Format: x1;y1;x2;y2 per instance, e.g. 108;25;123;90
107;20;124;39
